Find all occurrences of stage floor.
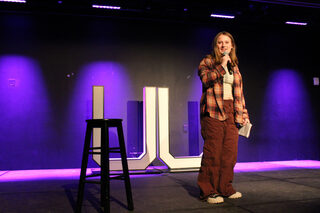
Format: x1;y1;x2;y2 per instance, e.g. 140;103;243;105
1;160;320;212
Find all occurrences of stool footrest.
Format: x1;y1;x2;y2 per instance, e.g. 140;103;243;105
89;147;101;150
110;175;125;180
83;180;101;184
86;174;101;178
83;174;126;181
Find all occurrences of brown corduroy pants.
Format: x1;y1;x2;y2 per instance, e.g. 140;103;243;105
197;100;239;199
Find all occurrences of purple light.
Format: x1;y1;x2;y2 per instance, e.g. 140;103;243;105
235;160;320;172
0;55;53;169
0;55;50;112
69;61;133;118
257;69;317;160
92;165;168;176
184;8;188;12
1;160;319;182
66;62;133;158
264;69;312;121
0;0;26;2
249;0;320;9
0;169;92;182
92;5;121;10
285;21;307;26
210;14;235;19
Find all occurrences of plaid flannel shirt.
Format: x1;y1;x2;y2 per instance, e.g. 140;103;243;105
198;55;249;124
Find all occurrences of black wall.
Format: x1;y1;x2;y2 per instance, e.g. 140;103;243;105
0;12;319;170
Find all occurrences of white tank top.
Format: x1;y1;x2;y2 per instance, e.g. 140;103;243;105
222;65;234;100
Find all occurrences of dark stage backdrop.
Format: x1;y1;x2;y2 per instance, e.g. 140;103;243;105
0;13;319;170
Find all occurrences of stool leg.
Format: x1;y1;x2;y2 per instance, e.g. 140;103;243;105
76;124;92;213
117;123;134;211
101;124;110;213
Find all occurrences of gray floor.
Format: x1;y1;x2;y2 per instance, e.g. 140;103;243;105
1;169;320;212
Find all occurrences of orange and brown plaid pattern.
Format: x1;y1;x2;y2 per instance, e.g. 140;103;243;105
198;55;249;124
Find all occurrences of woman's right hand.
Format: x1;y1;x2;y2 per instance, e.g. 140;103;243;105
221;54;231;67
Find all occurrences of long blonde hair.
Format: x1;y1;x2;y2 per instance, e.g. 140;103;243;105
211;31;238;67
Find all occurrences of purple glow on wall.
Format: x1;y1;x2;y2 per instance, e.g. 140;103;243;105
187;70;202;102
265;69;311;122
187;70;203;154
0;56;49;110
0;55;52;169
258;69;317;160
66;62;133;162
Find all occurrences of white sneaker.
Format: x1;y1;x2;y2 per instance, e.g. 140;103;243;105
228;192;242;199
207;194;224;204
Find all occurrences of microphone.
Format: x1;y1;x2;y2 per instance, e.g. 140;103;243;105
222;51;233;75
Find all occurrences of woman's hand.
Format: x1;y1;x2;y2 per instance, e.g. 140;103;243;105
242;118;250;126
221;54;231;67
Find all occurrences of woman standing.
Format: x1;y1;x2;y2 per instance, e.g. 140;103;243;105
197;31;250;204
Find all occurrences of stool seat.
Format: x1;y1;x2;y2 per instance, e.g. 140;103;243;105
76;119;134;213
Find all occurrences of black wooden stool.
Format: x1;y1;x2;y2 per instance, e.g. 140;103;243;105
76;119;134;213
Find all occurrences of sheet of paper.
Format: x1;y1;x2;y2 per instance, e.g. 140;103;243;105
239;123;252;138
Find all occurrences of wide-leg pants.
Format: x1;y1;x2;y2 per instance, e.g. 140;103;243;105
197;100;239;199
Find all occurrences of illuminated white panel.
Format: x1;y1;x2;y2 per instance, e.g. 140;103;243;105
158;87;202;169
92;86;104;165
109;87;157;170
92;86;157;170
